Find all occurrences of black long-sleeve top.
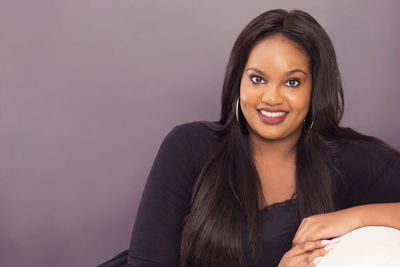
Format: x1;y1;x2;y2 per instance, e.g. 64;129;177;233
127;121;400;267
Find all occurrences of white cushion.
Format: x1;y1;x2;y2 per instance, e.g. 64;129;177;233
318;226;400;267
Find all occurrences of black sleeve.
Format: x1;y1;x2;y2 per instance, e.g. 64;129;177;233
335;141;400;209
127;123;212;267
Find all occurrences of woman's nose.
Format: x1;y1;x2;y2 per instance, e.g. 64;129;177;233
261;84;283;105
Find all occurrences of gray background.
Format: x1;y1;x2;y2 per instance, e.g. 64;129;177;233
1;0;399;266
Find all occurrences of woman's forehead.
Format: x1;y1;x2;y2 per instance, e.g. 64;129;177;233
246;35;310;73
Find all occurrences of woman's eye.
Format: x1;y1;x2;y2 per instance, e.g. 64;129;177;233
250;75;265;84
284;79;300;87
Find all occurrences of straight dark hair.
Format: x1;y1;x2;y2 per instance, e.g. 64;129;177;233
179;9;399;267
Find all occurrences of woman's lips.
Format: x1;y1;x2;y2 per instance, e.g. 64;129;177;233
257;110;288;124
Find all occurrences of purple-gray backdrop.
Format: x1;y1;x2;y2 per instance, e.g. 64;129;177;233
1;0;399;266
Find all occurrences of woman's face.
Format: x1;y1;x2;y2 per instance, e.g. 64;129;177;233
239;35;312;143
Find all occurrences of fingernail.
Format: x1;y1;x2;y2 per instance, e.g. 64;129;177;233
330;237;342;243
313;256;322;264
324;243;337;251
321;237;341;245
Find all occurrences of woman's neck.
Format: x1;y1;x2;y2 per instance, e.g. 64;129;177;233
248;130;300;162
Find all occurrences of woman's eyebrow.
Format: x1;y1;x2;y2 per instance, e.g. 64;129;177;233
246;67;307;77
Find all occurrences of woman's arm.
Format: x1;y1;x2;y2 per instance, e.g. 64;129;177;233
356;202;400;230
291;202;400;246
278;202;400;267
291;141;400;245
128;123;214;267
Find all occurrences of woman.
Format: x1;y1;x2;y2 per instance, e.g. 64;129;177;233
126;9;400;267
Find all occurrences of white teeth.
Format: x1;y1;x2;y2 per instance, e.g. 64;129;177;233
260;110;286;117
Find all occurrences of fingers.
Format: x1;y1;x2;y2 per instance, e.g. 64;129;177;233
292;212;343;246
304;242;339;266
287;237;340;257
286;240;324;257
292;224;325;246
279;238;341;267
284;237;341;266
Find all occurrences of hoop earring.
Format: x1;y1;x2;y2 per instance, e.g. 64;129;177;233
236;97;241;126
303;119;314;133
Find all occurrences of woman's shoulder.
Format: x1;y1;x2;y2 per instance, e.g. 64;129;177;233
166;120;220;145
330;137;400;187
170;120;219;135
331;138;400;208
332;138;400;165
159;120;220;161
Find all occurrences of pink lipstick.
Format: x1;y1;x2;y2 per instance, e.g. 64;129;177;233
257;108;288;124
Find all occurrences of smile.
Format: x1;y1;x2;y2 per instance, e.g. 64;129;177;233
259;110;286;117
257;110;288;124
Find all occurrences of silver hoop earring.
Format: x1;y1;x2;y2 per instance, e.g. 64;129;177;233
236;97;241;126
303;119;314;133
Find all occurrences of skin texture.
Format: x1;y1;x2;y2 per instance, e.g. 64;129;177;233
239;34;311;156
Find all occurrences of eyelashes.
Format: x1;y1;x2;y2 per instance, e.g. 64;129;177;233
249;75;301;87
249;75;266;84
284;79;300;87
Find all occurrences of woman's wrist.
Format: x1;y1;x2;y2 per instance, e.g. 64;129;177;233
347;203;400;230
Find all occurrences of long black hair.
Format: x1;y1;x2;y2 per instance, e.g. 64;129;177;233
179;9;399;267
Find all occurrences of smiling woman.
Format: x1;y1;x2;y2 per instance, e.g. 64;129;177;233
100;8;400;267
240;36;312;143
238;34;314;210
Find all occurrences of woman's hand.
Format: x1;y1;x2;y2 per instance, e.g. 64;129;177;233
277;238;341;267
292;207;364;246
278;207;363;266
